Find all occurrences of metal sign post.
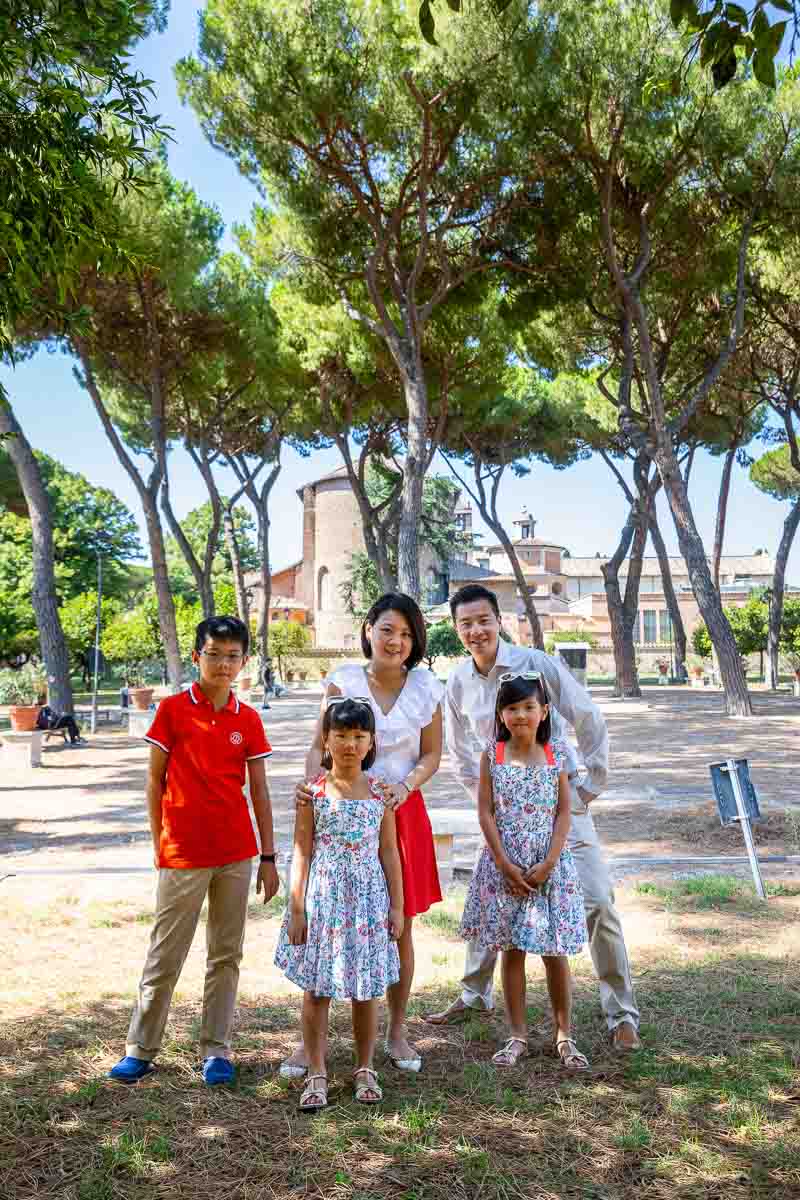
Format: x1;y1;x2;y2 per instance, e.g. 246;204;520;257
725;758;767;900
709;758;767;901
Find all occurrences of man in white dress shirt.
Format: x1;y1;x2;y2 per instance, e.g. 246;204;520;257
424;584;640;1049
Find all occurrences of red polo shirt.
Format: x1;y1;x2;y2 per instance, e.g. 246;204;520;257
145;683;272;869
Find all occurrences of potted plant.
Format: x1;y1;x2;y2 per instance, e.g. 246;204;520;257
687;655;706;684
298;666;309;683
128;671;154;711
0;665;44;731
655;657;670;677
317;658;331;681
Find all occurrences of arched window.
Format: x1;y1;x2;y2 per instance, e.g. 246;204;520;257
317;566;330;611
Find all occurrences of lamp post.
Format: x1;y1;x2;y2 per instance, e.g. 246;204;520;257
90;549;103;735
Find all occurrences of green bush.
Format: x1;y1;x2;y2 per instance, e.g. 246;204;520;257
0;663;46;705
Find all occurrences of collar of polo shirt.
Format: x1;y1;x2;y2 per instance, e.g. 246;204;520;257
188;681;240;715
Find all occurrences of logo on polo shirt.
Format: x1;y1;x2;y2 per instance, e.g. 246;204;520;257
230;731;243;745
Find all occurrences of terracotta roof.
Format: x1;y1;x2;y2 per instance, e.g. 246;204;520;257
296;464;350;499
243;562;301;585
560;554;776;578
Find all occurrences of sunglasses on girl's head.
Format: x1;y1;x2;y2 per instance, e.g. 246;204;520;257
497;671;542;684
326;695;373;710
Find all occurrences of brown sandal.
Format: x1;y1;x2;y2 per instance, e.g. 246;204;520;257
299;1073;328;1111
492;1037;528;1067
555;1038;589;1072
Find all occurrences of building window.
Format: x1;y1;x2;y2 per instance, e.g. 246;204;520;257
521;523;530;539
642;610;658;644
317;566;330;611
659;610;672;642
478;558;490;570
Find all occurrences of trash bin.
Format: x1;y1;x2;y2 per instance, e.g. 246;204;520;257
553;643;590;688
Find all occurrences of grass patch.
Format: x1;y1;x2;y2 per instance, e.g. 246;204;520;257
2;883;800;1200
635;874;800;910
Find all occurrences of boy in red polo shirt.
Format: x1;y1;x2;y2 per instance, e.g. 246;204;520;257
109;616;280;1086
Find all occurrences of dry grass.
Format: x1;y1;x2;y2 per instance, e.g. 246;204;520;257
2;881;800;1200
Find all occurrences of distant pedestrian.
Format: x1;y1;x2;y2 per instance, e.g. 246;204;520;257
36;705;85;746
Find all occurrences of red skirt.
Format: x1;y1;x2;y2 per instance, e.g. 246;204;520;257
394;789;442;918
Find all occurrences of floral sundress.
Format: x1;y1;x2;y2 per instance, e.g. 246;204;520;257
274;776;401;1000
459;737;587;956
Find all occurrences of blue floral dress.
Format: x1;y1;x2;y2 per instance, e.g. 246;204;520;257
459;738;587;956
274;776;401;1000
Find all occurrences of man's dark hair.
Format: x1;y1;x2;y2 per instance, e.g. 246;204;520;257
361;592;427;671
321;698;377;770
194;615;250;656
449;584;501;623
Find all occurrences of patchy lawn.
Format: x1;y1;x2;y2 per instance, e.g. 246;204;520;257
1;880;800;1199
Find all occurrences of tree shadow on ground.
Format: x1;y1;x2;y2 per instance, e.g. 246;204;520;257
2;952;799;1200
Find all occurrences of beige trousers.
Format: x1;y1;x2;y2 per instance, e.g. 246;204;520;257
461;789;639;1031
126;857;252;1061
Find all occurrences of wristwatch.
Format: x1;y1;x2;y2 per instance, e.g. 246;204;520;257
260;853;276;864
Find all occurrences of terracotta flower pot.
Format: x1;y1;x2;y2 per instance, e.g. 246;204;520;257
238;676;253;692
130;687;155;711
9;704;41;732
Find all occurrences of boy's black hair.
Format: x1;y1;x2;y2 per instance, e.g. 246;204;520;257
449;584;501;623
194;615;250;656
361;592;427;671
495;675;552;745
321;698;377;770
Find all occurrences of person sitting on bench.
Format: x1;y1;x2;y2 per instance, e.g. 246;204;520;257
36;704;86;746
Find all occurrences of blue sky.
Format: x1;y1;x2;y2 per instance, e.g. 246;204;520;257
1;6;797;581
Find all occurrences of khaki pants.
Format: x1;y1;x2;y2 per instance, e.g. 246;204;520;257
126;858;252;1061
461;788;639;1032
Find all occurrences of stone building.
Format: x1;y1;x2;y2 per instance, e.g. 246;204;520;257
246;473;786;662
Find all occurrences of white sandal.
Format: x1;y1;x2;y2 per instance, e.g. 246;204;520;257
492;1037;528;1067
299;1073;328;1111
384;1041;422;1073
353;1067;383;1104
555;1038;589;1072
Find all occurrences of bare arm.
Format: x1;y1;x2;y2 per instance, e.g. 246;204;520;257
477;752;533;896
248;758;279;903
378;806;405;940
146;745;168;868
384;705;443;809
287;801;315;944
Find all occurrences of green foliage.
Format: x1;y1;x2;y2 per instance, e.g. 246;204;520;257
545;628;599;653
101;604;162;685
59;591;121;682
166;500;259;600
750;445;800;501
0;2;169;369
0;662;45;705
340;552;382;621
268;620;311;678
693;596;769;659
424;621;467;669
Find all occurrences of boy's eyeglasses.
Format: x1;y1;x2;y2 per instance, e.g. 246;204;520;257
200;651;245;664
497;671;541;684
326;695;373;710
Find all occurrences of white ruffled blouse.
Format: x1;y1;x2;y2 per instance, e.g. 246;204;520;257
327;663;444;785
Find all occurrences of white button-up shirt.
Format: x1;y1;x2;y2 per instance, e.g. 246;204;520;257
445;638;609;805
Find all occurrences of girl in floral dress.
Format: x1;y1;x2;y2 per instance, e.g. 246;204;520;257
275;698;404;1111
459;672;589;1072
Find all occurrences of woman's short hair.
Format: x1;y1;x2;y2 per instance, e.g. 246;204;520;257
321;698;377;770
495;675;552;745
361;592;427;671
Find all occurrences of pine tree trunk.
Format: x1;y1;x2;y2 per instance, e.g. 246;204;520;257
397;370;427;600
766;496;800;689
250;463;281;666
648;514;687;673
0;402;73;712
655;443;752;715
602;503;645;698
160;477;216;618
495;523;544;649
77;346;182;690
223;505;250;627
712;446;736;592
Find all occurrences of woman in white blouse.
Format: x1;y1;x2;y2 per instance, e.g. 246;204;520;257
283;592;444;1075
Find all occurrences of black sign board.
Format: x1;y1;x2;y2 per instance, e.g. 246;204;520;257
709;759;761;827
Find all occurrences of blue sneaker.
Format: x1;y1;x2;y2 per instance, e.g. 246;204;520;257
202;1056;235;1086
108;1056;155;1084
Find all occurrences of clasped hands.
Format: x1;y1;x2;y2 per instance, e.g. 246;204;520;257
499;857;552;897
